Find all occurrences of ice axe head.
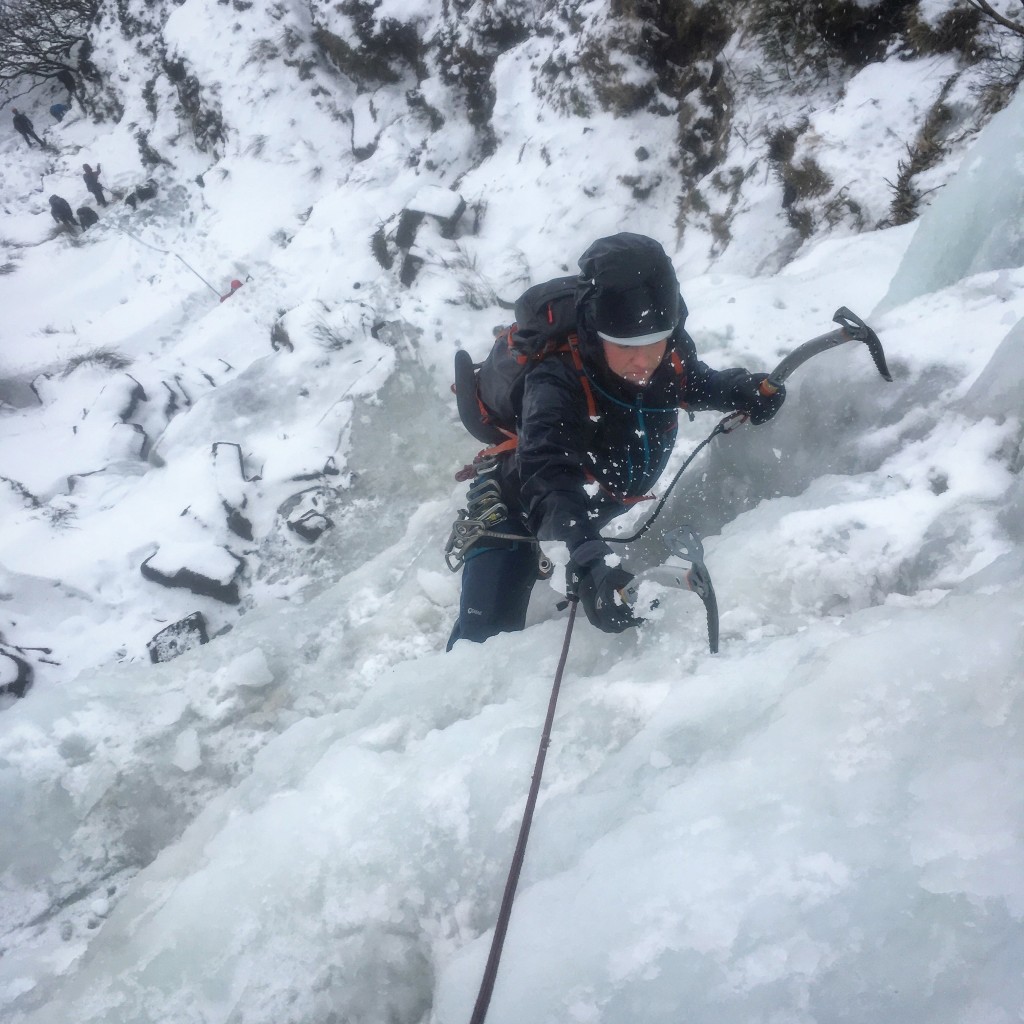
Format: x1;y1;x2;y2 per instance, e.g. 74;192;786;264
622;525;720;654
760;305;893;395
831;306;892;383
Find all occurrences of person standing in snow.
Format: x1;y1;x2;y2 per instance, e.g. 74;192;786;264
56;68;80;107
447;232;786;648
11;108;45;147
49;195;78;230
82;163;108;207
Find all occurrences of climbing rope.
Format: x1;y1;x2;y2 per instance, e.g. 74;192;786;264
115;224;223;298
467;598;579;1024
608;411;746;545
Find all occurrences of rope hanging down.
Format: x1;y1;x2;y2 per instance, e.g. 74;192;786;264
116;224;223;298
467;598;579;1024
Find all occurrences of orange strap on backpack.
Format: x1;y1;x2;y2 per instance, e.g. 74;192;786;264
470;332;597;463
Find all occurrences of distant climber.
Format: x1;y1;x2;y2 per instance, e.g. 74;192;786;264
50;103;70;123
56;68;79;105
82;163;107;207
77;206;99;229
11;108;44;148
124;180;157;209
219;279;243;302
49;195;78;230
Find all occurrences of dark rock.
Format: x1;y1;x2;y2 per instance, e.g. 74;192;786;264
224;506;253;541
288;509;334;542
399;253;423;286
0;646;33;699
124;179;158;209
394;208;423;249
147;612;209;664
140;548;245;604
405;185;466;239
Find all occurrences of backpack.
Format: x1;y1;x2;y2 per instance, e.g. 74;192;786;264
453;275;597;456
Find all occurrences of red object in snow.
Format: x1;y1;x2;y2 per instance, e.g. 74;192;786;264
220;279;243;302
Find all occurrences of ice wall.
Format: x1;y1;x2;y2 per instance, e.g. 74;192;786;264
876;85;1024;314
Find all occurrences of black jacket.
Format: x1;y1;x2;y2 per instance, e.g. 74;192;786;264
500;313;751;560
13;112;33;133
49;196;75;224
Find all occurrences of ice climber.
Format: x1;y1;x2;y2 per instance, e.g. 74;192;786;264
447;232;786;648
82;163;107;207
49;195;78;230
77;206;99;229
12;108;44;147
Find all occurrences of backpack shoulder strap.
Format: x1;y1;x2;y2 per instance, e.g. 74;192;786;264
564;333;598;419
668;347;690;408
466;332;597;466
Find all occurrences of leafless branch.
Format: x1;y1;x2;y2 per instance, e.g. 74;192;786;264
963;0;1024;38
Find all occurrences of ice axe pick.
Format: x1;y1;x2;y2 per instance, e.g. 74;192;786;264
758;306;892;397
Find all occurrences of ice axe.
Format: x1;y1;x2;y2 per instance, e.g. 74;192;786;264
623;526;719;654
608;311;888;652
758;306;892;397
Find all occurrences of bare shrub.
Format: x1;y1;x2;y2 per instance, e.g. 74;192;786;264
62;348;132;376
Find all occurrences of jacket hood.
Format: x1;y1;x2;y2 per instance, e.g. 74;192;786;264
573;233;689;381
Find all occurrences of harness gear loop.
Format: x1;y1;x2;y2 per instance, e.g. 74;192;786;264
444;511;541;572
467;599;579;1024
445;455;542;572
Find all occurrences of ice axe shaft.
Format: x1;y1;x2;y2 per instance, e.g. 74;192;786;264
759;306;892;396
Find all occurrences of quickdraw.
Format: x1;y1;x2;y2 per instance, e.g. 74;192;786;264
444;456;552;576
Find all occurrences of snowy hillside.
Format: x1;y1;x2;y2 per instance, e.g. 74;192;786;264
1;1;1023;1022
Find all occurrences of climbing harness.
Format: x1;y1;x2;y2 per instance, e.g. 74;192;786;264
442;516;548;573
445;414;738;574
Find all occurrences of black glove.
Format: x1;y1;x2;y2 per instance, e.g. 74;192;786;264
733;373;786;425
568;560;640;634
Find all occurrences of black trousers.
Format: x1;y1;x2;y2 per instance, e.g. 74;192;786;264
18;129;44;147
447;529;540;650
87;185;107;207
